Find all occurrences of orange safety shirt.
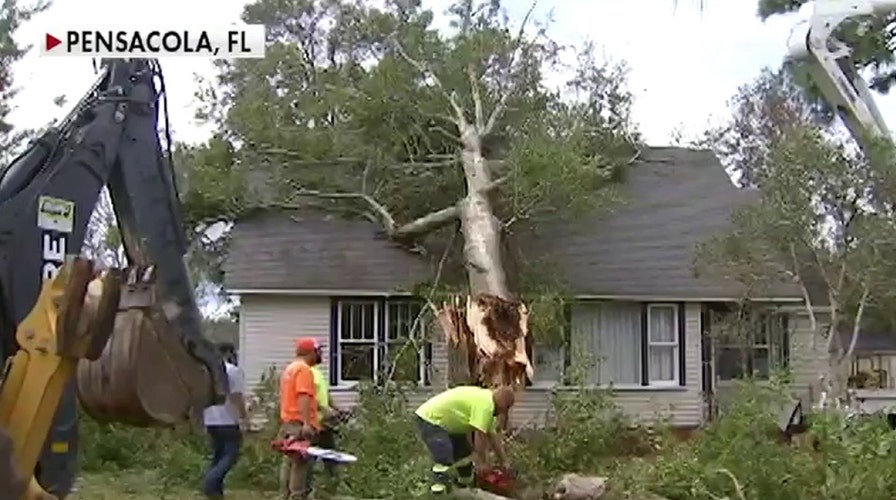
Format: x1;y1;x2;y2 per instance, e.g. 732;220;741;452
279;360;319;427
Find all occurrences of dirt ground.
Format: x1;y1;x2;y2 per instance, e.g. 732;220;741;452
72;471;278;500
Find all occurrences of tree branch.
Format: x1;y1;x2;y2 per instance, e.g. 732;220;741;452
468;64;484;131
840;284;869;364
482;0;537;136
390;36;468;128
285;189;399;234
280;177;508;241
788;243;818;335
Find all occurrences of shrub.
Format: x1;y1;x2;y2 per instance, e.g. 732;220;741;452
83;369;896;500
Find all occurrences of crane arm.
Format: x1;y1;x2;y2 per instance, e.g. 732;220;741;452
786;0;896;149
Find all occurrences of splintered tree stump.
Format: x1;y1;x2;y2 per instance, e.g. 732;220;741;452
434;294;533;388
550;474;608;500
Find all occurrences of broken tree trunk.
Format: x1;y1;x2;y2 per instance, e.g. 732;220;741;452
434;130;534;392
436;295;534;387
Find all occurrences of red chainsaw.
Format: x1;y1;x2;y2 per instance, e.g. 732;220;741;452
476;466;517;497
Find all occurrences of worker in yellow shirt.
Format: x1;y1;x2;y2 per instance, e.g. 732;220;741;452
414;385;515;494
310;342;340;488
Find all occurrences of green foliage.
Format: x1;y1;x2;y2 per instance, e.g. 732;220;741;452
699;68;896;340
0;0;50;161
82;366;896;500
176;0;638;287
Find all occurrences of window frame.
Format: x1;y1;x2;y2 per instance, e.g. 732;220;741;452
331;297;432;388
646;303;680;386
534;301;685;389
715;312;789;383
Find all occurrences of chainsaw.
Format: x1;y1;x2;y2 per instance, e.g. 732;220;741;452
272;436;358;463
476;466;517;497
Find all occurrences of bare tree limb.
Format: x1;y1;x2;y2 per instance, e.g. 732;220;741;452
788;243;818;335
390;36;468;128
468;64;484;131
840;284;869;364
285;189;399;234
279;176;508;241
481;0;537;136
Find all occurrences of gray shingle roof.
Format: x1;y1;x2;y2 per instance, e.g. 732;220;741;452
223;146;802;299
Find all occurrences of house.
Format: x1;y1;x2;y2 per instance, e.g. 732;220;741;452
222;146;829;428
837;330;896;414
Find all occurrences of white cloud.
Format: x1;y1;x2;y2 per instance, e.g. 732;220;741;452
9;0;896;146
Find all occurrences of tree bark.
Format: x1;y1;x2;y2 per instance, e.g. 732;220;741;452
458;128;510;299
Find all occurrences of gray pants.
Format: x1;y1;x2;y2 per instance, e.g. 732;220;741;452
415;415;473;493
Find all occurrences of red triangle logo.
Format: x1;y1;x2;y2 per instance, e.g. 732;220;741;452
45;33;61;51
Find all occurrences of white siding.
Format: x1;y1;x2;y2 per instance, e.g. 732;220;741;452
239;296;703;427
787;311;830;405
510;302;703;428
238;295;330;391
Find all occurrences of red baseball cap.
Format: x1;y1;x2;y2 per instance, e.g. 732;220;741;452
295;337;319;355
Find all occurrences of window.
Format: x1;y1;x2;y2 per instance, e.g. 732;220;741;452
716;312;789;381
647;305;679;385
333;298;432;386
555;301;682;387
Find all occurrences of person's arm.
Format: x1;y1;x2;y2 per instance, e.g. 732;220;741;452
469;401;498;466
487;431;507;467
473;430;490;466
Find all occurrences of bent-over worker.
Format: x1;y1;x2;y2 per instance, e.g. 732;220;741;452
414;385;515;494
278;337;321;500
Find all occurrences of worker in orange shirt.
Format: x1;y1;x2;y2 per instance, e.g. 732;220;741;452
278;337;321;500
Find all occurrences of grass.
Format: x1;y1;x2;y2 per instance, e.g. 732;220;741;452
72;471;278;500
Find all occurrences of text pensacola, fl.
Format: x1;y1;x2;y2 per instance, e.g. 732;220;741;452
41;26;266;58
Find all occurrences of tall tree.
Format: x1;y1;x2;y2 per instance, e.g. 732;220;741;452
0;0;48;162
181;0;638;386
699;69;896;402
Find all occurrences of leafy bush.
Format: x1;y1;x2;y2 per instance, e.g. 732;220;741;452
80;369;896;499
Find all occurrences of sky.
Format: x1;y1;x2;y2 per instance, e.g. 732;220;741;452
11;0;896;147
9;0;896;317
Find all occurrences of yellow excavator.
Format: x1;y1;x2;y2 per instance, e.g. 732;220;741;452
0;58;228;499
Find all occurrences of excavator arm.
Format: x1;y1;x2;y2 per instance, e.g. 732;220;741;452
0;58;228;498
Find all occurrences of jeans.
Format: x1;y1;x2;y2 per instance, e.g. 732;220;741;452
202;425;242;497
415;415;473;494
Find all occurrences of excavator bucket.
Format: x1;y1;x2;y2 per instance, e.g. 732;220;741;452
75;266;212;426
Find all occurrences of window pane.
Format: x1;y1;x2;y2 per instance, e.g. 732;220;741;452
649;307;676;343
532;347;564;383
340;302;376;340
386;340;422;382
717;347;748;380
387;301;426;341
755;315;769;344
571;302;641;385
340;343;375;381
753;347;770;379
649;345;675;382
